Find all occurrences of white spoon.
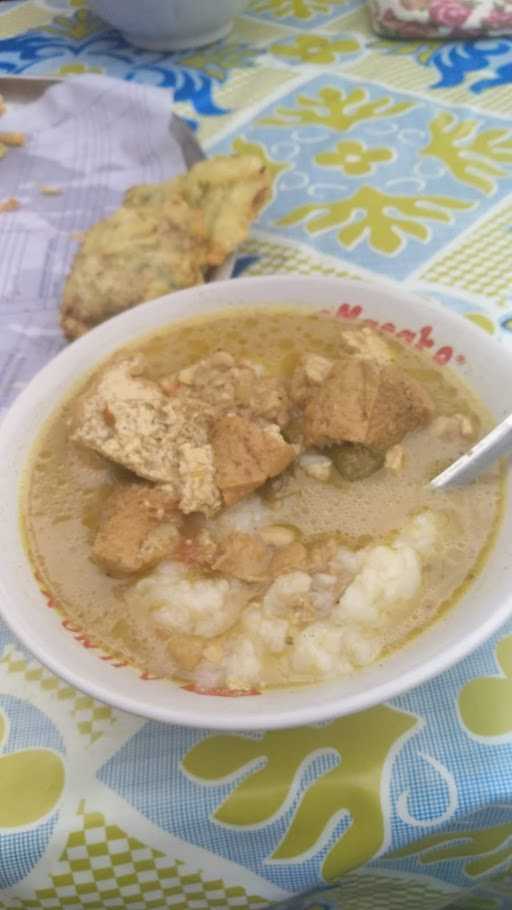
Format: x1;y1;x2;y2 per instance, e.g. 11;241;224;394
430;414;512;490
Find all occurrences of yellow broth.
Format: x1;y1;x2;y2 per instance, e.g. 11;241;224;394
22;308;503;686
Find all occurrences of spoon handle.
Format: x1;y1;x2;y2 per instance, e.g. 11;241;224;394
430;414;512;490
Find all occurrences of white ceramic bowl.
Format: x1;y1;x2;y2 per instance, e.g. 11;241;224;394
87;0;250;51
1;276;511;730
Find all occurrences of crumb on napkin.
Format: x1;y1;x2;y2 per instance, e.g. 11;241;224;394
0;131;25;147
39;185;63;196
0;197;20;213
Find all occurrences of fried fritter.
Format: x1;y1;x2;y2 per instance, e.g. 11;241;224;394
175;154;270;266
60;192;207;340
60;154;270;340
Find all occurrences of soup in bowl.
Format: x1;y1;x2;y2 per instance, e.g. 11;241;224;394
0;276;511;729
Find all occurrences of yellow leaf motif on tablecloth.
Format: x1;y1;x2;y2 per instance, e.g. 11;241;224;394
372;38;442;63
180;45;257;81
0;708;64;828
459;635;512;737
57;63;103;76
183;705;417;881
465;313;495;334
422;112;512;196
1;645;117;744
271;35;360;64
279;186;472;255
250;0;350;20
316;139;393;176
260;87;413;133
391;819;512;877
44;9;104;40
486;868;512;898
0;802;268;910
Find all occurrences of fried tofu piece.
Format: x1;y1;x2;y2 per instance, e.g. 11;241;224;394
174;529;218;569
290;354;333;407
234;373;290;428
270;541;308;578
61;192;207;339
304;358;433;450
73;353;292;517
93;484;181;576
211;415;296;507
72;356;196;489
342;327;392;364
213;532;271;582
172;351;290;428
178;443;221;515
176;155;270;266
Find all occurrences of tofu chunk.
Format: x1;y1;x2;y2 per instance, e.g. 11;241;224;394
290;354;333;407
234;373;290;427
178;443;221;515
304;358;433;450
73;357;191;489
211;415;296;506
174;351;290;428
342;327;392;364
93;484;181;576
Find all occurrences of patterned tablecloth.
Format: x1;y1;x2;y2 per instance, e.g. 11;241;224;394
1;2;512;909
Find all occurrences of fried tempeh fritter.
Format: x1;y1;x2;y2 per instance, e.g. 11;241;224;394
60;154;270;340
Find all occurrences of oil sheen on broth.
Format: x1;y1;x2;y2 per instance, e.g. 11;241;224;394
23;308;502;691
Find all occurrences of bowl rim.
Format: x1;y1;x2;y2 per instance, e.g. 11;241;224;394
1;274;511;730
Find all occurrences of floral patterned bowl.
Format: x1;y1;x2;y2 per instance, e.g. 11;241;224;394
1;275;512;730
369;0;512;39
87;0;249;51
